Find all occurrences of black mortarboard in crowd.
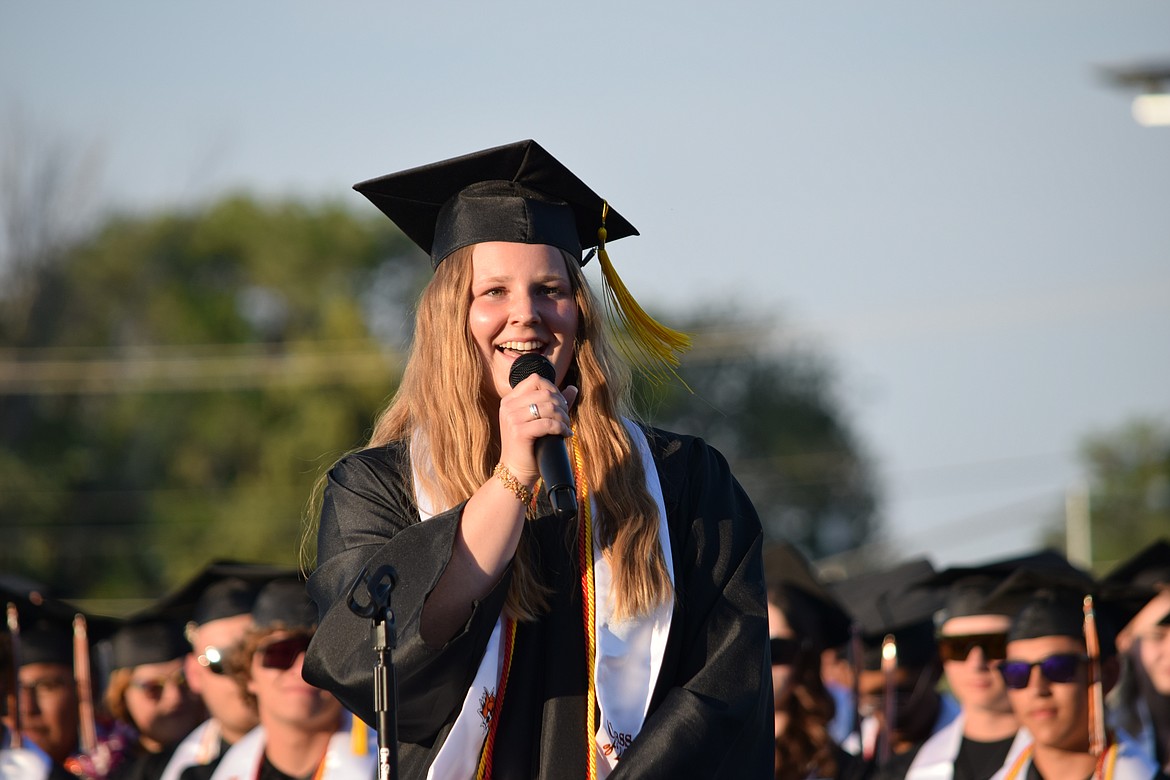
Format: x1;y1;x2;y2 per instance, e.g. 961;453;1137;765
107;617;189;671
830;559;943;670
762;542;853;650
1103;539;1170;591
1102;539;1170;630
149;560;299;630
353;139;690;381
918;549;1072;623
251;578;317;631
0;576;117;667
981;563;1143;659
354;139;637;268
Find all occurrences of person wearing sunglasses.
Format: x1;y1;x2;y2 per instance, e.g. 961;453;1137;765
763;543;868;780
208;578;373;780
104;617;208;780
831;559;959;776
983;566;1162;780
893;553;1071;780
1104;539;1170;775
158;563;296;780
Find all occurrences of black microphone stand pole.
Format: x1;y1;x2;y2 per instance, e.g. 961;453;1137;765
347;565;400;780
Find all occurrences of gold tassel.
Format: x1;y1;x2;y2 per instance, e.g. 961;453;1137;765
595;202;692;386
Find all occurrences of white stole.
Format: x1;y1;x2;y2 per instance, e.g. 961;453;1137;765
904;711;1031;780
418;419;675;779
159;719;222;780
209;713;375;780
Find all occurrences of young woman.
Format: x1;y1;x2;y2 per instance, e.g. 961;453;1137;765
303;139;772;779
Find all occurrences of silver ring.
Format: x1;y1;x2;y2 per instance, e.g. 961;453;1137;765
529;403;541;420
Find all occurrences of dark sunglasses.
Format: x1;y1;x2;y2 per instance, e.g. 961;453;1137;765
258;635;312;671
196;645;229;675
770;637;801;666
937;632;1007;663
998;653;1088;690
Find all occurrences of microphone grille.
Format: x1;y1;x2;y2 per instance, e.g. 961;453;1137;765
508;353;556;388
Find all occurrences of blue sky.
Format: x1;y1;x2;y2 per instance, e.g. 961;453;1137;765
3;1;1168;568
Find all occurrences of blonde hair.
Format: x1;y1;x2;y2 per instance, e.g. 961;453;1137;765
362;244;673;621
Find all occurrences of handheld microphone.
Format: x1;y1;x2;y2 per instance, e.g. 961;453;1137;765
508;353;578;521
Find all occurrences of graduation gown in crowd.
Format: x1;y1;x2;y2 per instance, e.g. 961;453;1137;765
895;714;1030;780
986;733;1164;780
207;723;375;780
304;424;773;779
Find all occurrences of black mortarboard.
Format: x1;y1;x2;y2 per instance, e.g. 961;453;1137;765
982;564;1135;657
830;559;943;669
917;549;1072;622
354;139;637;268
1103;539;1170;591
149;560;298;628
1;578;117;666
251;579;316;631
107;617;189;670
763;542;852;650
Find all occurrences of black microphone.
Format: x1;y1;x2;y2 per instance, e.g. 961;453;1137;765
508;353;577;521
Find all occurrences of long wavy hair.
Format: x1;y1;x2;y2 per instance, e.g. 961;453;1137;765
771;585;839;780
352;245;672;622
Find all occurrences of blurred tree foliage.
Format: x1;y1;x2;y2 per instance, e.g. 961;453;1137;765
629;311;880;560
1;195;881;606
0;195;427;604
1079;417;1170;572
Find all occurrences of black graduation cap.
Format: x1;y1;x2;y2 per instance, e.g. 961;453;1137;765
762;541;852;650
149;560;299;628
107;617;190;671
251;578;316;632
830;559;943;670
981;564;1137;657
1103;539;1170;591
354;139;638;268
0;577;117;667
917;549;1072;622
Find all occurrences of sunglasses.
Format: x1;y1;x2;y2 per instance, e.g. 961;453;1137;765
128;668;187;701
998;653;1088;690
770;637;801;666
937;632;1007;663
196;645;229;675
258;635;312;671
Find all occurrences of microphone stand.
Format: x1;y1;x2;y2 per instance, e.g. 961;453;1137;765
347;565;400;780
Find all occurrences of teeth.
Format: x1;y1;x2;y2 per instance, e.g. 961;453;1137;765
498;341;545;352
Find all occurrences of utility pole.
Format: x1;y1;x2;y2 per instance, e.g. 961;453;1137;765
1065;483;1093;570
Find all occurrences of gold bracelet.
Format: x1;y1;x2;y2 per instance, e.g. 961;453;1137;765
492;463;533;505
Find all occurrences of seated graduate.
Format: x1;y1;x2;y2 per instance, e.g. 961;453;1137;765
210;578;373;780
763;542;870;780
104;616;207;780
984;565;1164;780
302;139;772;778
152;562;296;780
898;551;1069;780
1103;539;1170;775
0;578;117;780
831;559;959;779
1;585;53;780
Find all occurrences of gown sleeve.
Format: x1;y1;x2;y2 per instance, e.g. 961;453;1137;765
611;429;774;779
302;444;511;742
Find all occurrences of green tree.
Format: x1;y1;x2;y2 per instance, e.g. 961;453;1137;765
1079;416;1170;572
631;309;881;560
0;195;425;602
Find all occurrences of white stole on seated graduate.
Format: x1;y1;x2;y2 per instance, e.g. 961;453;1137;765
415;419;675;780
209;711;375;780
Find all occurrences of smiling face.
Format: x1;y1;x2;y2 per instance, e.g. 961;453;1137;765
247;631;340;735
1003;635;1089;752
468;242;579;402
939;614;1013;715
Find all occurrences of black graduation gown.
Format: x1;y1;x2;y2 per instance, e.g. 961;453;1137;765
303;425;773;779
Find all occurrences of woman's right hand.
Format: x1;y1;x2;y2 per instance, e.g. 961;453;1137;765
496;372;577;487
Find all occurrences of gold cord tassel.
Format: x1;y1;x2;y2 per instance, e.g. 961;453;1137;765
596;202;692;386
